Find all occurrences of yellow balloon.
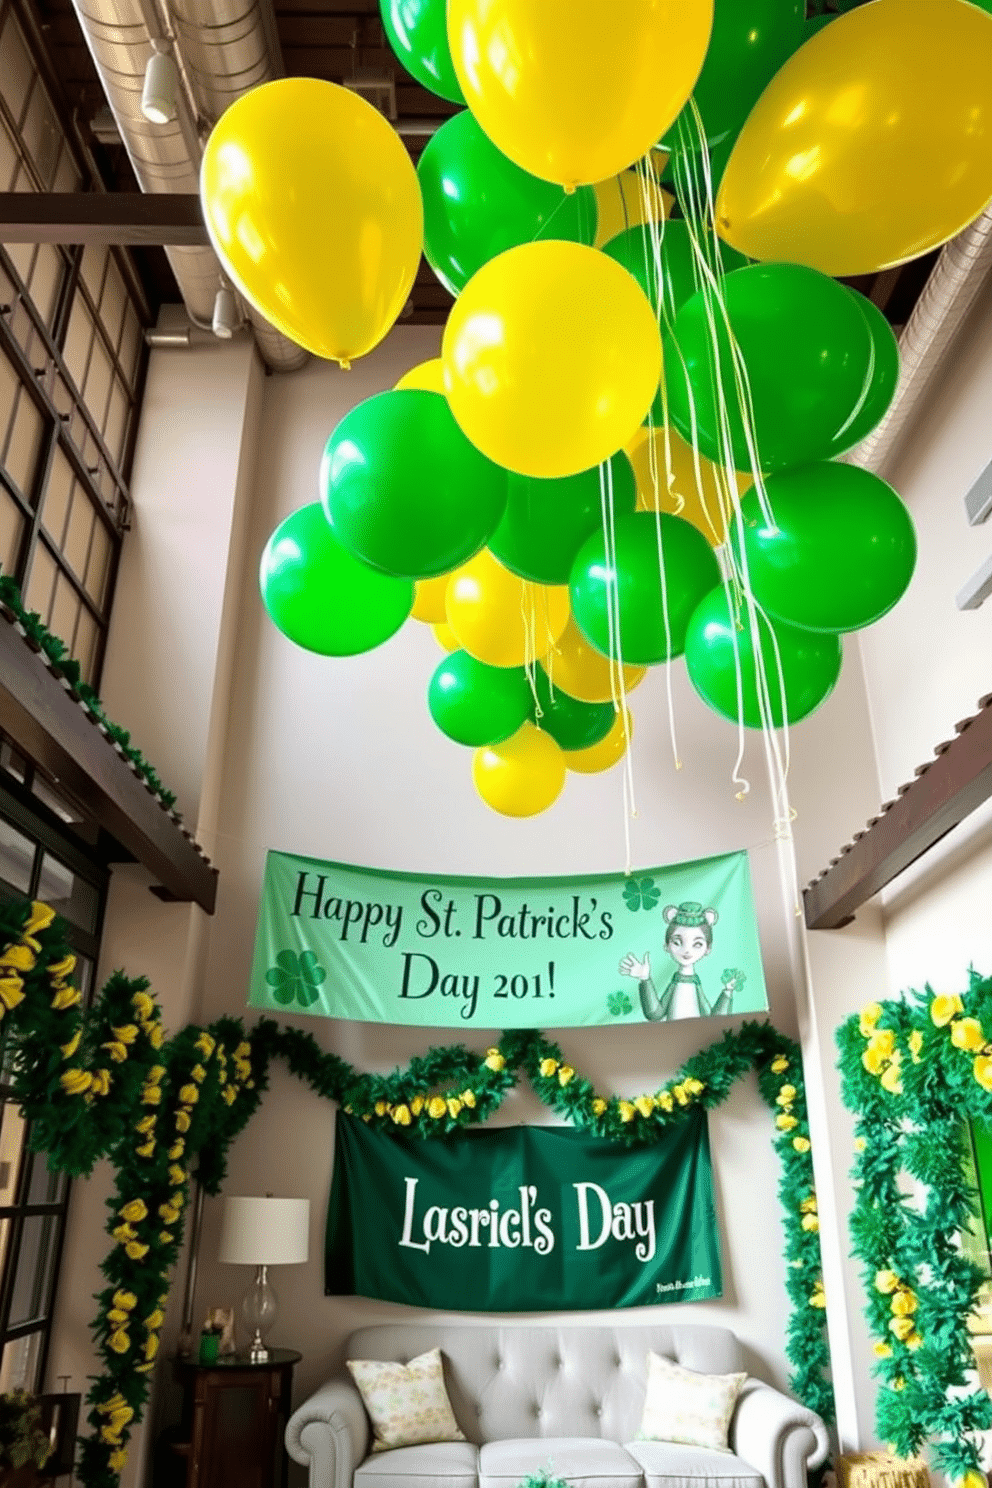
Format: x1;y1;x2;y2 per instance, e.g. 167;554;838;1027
432;622;460;652
473;723;567;817
411;573;452;624
447;0;712;189
715;0;992;276
566;710;633;775
447;551;570;667
625;426;752;546
593;168;672;250
396;358;446;394
201;79;423;365
542;618;646;704
443;241;661;479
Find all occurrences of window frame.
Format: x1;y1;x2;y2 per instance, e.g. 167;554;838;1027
0;760;108;1395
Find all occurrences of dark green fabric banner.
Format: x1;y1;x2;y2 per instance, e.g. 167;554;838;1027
325;1112;722;1311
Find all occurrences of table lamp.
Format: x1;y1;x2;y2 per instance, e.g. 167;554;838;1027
217;1195;310;1362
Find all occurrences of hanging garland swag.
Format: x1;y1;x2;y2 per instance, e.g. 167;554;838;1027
838;974;992;1487
0;897;830;1488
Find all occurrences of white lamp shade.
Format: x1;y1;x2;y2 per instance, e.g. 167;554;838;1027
217;1196;310;1266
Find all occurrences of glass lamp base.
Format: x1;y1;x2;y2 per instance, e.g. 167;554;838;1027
241;1265;278;1361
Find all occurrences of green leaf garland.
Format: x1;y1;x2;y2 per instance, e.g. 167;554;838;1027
0;575;178;812
838;975;992;1483
0;896;831;1488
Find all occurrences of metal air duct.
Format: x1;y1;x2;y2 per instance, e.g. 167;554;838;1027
70;0;307;371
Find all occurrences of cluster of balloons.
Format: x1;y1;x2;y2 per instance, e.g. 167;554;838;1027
201;0;992;817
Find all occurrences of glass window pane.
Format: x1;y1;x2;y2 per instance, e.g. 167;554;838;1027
0;1329;42;1395
4;389;44;497
0;353;18;455
0;489;25;579
63;486;95;578
0;121;18;193
79;246;107;305
102;378;128;467
0;1101;27;1207
23;539;56;622
0;14;34;125
84;515;111;609
41;448;72;546
61;297;93;393
7;1214;57;1326
25;1151;65;1207
99;258;127;353
48;571;78;649
5;243;33;293
29;245;64;329
0;818;34;894
21;84;60;189
36;853;98;933
118;304;142;388
72;604;97;684
82;335;112;431
52;144;80;194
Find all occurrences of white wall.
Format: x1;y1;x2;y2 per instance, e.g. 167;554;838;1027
43;320;907;1484
857;273;992;999
804;272;992;1455
43;332;266;1488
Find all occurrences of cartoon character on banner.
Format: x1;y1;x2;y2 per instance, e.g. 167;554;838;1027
618;901;744;1020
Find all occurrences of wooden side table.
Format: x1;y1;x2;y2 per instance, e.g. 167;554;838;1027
169;1348;301;1488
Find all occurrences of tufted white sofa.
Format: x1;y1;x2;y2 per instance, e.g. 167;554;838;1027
285;1322;830;1488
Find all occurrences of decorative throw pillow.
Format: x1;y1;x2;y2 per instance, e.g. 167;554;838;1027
347;1347;466;1452
637;1349;746;1452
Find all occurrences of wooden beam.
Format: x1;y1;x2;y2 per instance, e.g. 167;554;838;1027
803;695;992;930
0;193;209;246
0;612;217;913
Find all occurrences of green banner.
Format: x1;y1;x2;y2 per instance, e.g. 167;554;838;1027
247;850;767;1027
325;1113;722;1311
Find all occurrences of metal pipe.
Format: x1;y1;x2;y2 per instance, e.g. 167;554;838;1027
68;0;306;370
852;207;992;475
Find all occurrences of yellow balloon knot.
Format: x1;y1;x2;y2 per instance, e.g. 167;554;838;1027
338;357;352;371
563;183;577;196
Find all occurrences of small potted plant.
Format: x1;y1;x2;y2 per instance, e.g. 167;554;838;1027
0;1390;52;1486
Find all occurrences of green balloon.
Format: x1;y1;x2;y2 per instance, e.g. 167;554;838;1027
321;390;507;580
605;223;747;423
259;504;412;656
570;511;720;665
380;0;464;104
664;263;876;472
732;463;917;633
530;666;615;751
685;585;842;728
667;0;805;149
604;221;746;322
827;289;900;457
428;650;531;747
488;452;636;586
419;111;597;297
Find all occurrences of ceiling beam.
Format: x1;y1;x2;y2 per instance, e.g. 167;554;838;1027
0;610;217;913
0;193;209;246
803;693;992;930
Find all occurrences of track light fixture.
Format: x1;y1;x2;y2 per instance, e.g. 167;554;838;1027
141;41;178;126
211;285;240;340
